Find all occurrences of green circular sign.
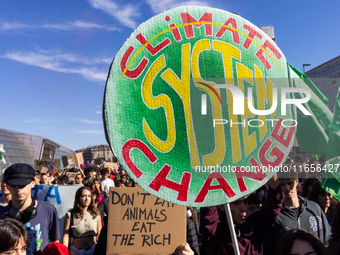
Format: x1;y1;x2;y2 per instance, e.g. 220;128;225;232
104;6;295;206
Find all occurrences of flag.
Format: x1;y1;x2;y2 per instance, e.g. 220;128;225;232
0;144;5;164
288;64;333;154
322;84;340;201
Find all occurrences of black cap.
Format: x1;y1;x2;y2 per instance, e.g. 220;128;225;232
4;163;35;186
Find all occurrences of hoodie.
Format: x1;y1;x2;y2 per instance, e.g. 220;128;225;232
263;196;331;255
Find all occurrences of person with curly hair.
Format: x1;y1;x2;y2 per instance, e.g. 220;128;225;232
275;229;328;255
62;186;102;255
0;218;30;255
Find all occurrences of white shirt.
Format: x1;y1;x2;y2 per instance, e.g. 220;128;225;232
101;178;115;197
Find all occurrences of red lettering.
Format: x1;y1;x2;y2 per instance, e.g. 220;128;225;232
149;165;191;202
270;118;295;148
259;138;285;167
215;18;240;44
136;33;171;56
122;139;157;178
255;40;282;70
180;12;212;38
120;46;149;79
169;23;182;41
234;159;267;193
194;172;236;203
242;24;262;49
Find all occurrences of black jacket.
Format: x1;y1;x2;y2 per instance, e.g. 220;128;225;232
187;217;200;255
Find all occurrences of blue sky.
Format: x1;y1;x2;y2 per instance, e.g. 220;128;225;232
1;0;339;151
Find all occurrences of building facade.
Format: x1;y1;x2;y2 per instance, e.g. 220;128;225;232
76;145;115;164
306;55;340;112
0;128;73;173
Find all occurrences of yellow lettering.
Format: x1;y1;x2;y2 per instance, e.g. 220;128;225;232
212;40;241;163
192;39;225;167
142;56;175;153
236;62;256;157
254;65;275;141
161;44;200;167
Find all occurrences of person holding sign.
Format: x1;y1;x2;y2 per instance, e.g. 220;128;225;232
200;173;283;255
62;186;102;255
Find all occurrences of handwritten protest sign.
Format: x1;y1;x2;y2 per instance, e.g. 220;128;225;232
104;6;299;206
61;152;84;167
105;162;118;170
107;187;186;255
40;167;48;174
34;159;60;175
66;172;77;181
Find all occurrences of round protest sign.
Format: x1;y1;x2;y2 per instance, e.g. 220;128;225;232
104;6;296;206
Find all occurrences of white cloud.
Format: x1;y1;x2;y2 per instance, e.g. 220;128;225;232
0;22;29;30
23;118;103;125
76;130;104;135
145;0;210;14
2;50;108;82
0;21;118;32
95;111;102;114
77;119;103;124
93;58;112;64
23;118;65;124
23;118;43;123
40;127;61;130
88;0;140;29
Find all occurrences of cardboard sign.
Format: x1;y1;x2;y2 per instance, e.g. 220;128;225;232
40;167;48;174
104;6;295;206
62;152;84;167
35;159;60;174
104;162;118;170
95;158;104;165
107;187;186;255
66;172;78;181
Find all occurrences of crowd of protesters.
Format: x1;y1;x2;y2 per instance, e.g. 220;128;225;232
0;153;339;255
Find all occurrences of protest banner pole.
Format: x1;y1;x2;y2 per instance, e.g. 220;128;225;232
225;203;241;255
